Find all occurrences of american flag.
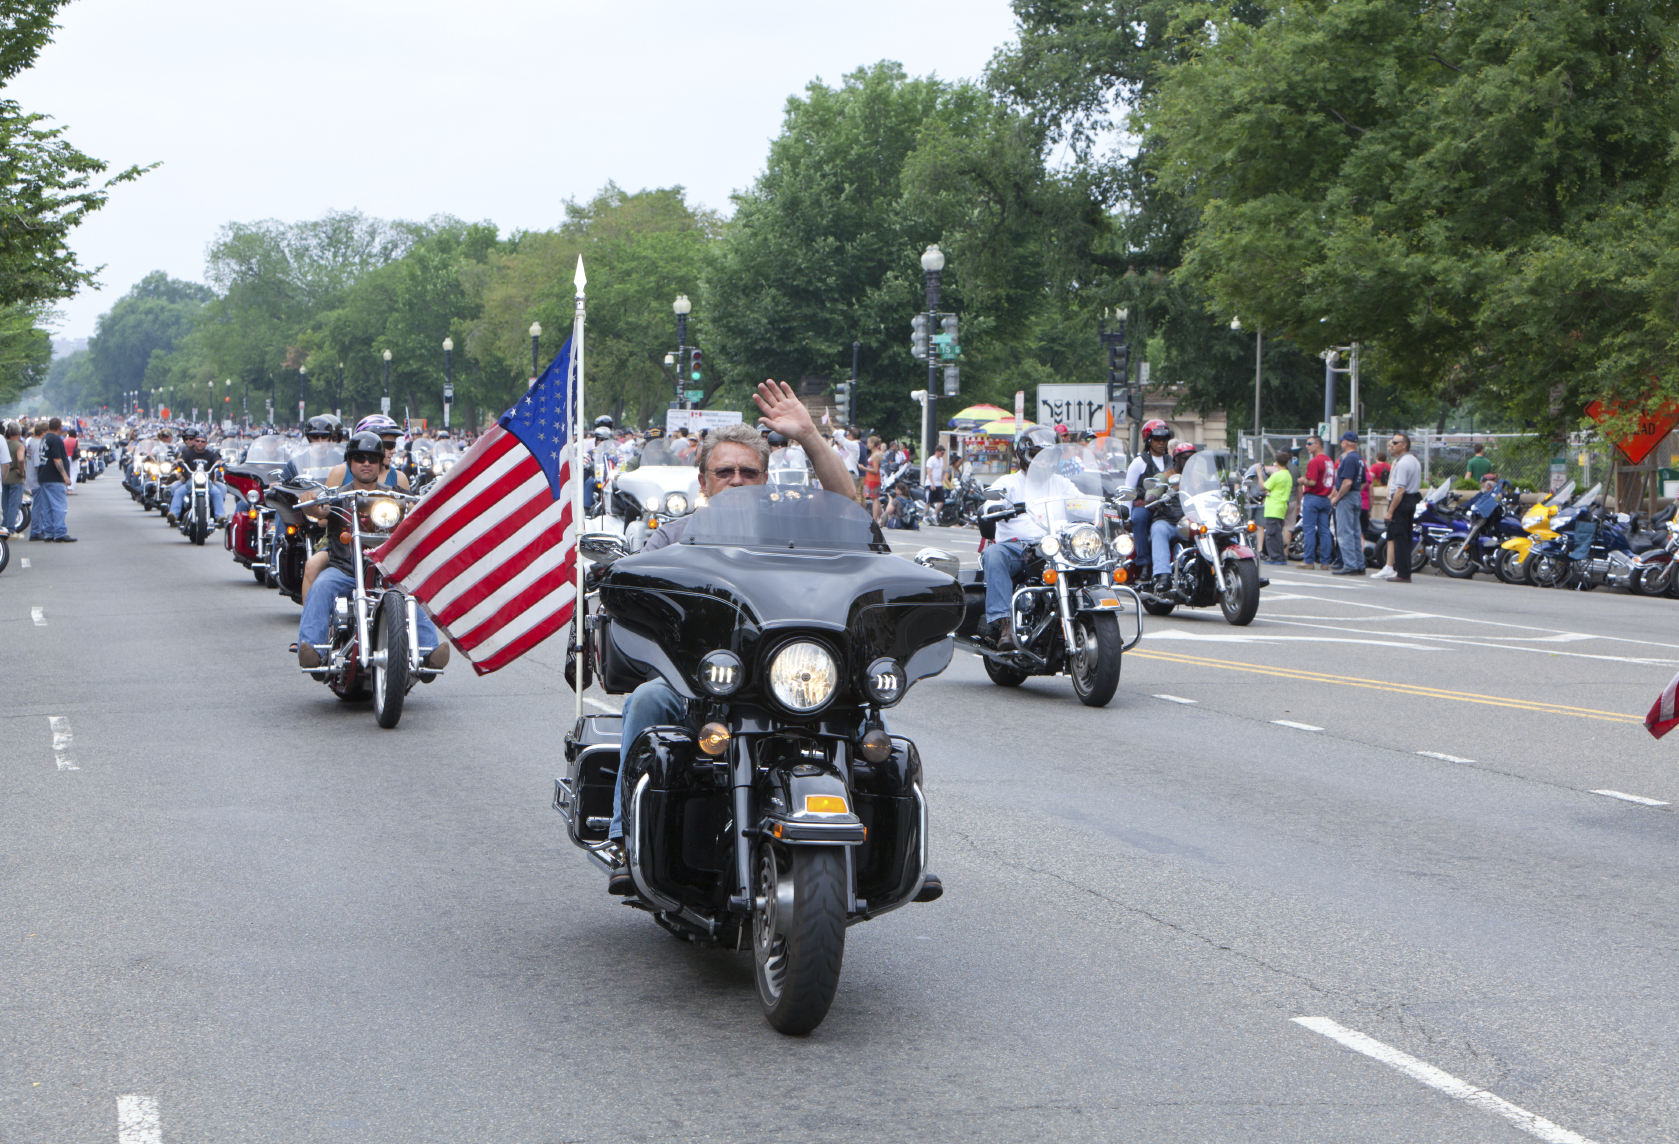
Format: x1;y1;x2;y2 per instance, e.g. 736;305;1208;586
371;338;578;676
1647;667;1679;739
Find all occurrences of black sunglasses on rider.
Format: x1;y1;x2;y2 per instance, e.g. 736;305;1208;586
708;466;762;481
347;451;383;465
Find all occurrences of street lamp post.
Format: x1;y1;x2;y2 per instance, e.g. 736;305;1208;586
529;321;541;384
1233;317;1262;463
442;337;454;429
672;294;692;409
298;364;307;426
381;349;392;417
335;362;343;421
921;245;944;412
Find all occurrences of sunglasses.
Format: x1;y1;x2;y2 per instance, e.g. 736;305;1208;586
347;453;383;464
708;466;762;481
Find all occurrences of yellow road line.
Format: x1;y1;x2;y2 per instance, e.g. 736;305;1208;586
1130;648;1644;724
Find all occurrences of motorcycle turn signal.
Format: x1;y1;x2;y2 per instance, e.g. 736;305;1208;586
698;722;731;756
859;728;892;763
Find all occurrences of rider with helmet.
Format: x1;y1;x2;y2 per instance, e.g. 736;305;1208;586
275;415;341;484
978;427;1082;649
297;419;411;619
1126;419;1174;570
295;431;445;672
1146;442;1200;592
166;428;225;525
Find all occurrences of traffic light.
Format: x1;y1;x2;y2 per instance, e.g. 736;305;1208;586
835;380;852;424
943;363;960;397
940;313;958;351
910;314;929;360
1126;390;1144;424
690;348;703;382
1106;341;1130;403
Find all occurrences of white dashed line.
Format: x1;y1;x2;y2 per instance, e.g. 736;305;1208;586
1292;1018;1598;1143
117;1093;160;1144
31;606;45;625
1271;720;1323;732
582;697;619;713
1591;789;1669;807
48;716;77;771
1153;694;1199;705
1418;751;1476;764
19;557;28;568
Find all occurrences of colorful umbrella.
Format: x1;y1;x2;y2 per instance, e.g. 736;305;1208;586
947;403;1010;431
976;416;1038;438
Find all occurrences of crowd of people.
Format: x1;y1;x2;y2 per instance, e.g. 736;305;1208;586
2;416;88;542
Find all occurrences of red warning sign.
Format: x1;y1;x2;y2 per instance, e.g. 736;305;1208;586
1584;400;1679;466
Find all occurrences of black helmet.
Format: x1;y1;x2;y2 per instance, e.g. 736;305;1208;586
1015;426;1056;466
344;431;385;463
305;415;336;439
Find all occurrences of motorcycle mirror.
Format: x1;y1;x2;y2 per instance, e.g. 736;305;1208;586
912;547;960;579
1116;486;1137;500
983;488;1005;501
579;532;629;564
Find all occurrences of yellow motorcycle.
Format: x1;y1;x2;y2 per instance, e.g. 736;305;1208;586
1498;480;1577;584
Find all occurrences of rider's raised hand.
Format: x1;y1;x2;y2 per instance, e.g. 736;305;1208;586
753;380;815;444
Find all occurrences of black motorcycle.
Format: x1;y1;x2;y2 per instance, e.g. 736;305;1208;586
1124;450;1263;625
557;485;954;1034
938;469;985;527
175;459;224;546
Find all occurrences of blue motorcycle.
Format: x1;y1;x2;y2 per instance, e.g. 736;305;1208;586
1438;480;1527;580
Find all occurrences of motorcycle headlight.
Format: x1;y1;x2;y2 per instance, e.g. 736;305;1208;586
699;649;743;696
768;641;838;713
643;494;660;510
245;488;260;503
1216;502;1243;528
1068;525;1104;563
862;657;905;706
1522;508;1544;529
1114;533;1136;557
368;498;403;531
664;492;689;516
1039;535;1062;557
192;470;208;486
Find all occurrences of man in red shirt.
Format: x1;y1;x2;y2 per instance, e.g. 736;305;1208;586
1300;435;1335;569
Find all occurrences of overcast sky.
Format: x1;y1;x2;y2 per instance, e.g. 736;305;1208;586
11;0;1023;341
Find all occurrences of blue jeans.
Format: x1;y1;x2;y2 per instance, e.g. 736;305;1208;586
1301;495;1333;563
297;566;440;654
1;483;20;532
34;482;66;539
981;539;1028;623
1333;497;1364;571
170;481;225;518
1151;517;1178;576
1130;504;1153;568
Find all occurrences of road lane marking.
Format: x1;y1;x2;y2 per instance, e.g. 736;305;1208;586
31;606;44;625
1291;1017;1598;1144
1129;648;1644;724
1146;631;1442;651
48;716;77;771
582;697;619;712
19;557;28;568
1153;694;1198;705
1418;751;1476;764
1272;720;1324;731
117;1094;160;1144
1591;789;1670;806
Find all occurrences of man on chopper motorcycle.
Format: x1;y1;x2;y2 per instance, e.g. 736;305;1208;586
1125;420;1174;570
603;381;859;890
978;427;1083;649
298;415;408;606
165;429;225;525
1147;442;1200;593
295;432;444;671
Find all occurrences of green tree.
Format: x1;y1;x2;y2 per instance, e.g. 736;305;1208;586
80;271;212;410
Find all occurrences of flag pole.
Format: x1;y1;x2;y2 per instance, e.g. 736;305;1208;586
572;255;587;727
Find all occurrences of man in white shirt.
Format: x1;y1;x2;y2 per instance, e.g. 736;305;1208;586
980;433;1082;648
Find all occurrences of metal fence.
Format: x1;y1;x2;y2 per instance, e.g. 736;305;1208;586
1235;430;1624;495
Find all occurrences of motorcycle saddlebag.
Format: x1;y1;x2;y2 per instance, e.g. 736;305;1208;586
955;569;986;638
558;713;624;845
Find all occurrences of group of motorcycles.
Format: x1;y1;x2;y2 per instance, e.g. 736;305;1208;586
117;425;464;727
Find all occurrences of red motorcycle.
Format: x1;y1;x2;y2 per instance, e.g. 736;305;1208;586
223;435;291;584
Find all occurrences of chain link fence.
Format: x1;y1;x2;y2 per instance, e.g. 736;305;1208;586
1236;430;1625;495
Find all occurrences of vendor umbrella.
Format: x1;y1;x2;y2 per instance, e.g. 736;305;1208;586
947;403;1010;431
977;416;1038;438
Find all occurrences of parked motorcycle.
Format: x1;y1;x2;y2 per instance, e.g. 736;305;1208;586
297;487;435;727
958;442;1140;705
1630;515;1679;596
1124;449;1263;625
938;469;986;527
1439;479;1527;579
1499;481;1578;584
559;484;953;1033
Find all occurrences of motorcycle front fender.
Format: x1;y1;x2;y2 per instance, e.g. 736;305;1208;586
1223;543;1255;560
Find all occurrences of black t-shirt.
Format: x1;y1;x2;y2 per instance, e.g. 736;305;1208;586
177;446;221;473
38;433;67;483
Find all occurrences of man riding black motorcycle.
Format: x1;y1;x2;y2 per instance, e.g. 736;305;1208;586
295;432;444;671
166;429;225;525
604;381;858;891
978;427;1081;649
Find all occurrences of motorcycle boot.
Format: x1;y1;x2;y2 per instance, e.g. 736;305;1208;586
1153;572;1173;595
981;617;1014;649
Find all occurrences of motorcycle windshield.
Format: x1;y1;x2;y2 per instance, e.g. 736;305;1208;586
290;444;344;480
681;485;876;551
1179;451;1230;525
1543;480;1576;507
1426;480;1453;504
768;446;811;485
1023;444;1105;530
1086;436;1132;498
634;439;692;468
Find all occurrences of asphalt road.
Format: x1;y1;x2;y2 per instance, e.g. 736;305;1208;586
6;480;1679;1142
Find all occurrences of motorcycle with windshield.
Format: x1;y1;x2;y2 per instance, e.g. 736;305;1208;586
176;458;224;545
297;486;436;727
960;442;1140;706
558;485;955;1034
1123;450;1263;625
264;442;345;604
1439;479;1527;580
594;437;700;552
222;434;292;584
1498;481;1577;585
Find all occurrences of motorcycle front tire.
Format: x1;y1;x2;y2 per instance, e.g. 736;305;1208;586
0;534;9;575
372;592;410;729
1495;548;1530;585
754;842;846;1036
1070;612;1122;707
1439;537;1476;579
189;509;208;546
1219;559;1262;626
1529;553;1567;589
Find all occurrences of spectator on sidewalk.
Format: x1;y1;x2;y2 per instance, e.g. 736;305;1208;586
1262;450;1292;564
23;421;44;537
1373;432;1422;582
1;422;21;534
34;417;73;542
1329;431;1365;575
1300;436;1335;569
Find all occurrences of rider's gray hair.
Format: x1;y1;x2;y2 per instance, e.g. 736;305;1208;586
697;421;771;473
